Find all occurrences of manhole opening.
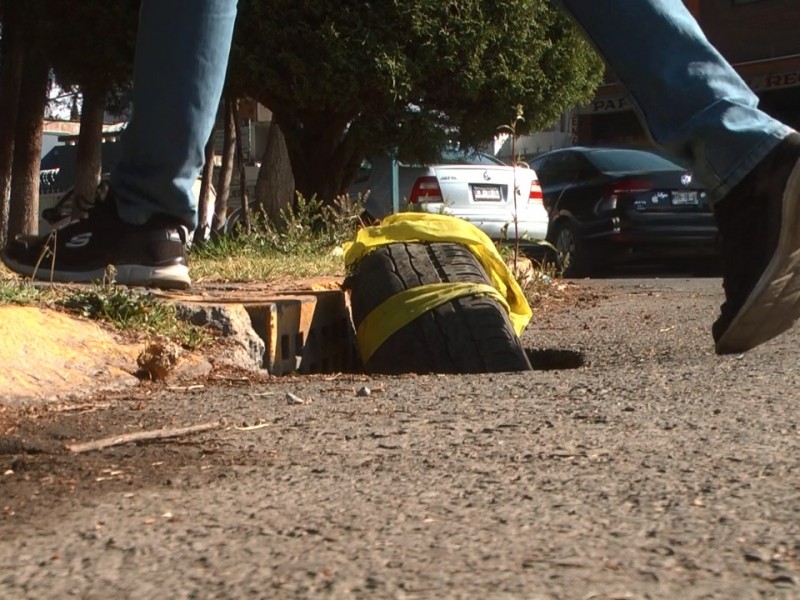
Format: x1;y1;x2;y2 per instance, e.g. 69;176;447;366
526;348;585;371
230;292;586;376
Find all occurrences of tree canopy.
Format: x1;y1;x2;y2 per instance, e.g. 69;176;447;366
0;0;139;117
41;1;139;99
232;0;603;202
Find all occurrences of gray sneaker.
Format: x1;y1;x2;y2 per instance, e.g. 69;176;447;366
713;131;800;354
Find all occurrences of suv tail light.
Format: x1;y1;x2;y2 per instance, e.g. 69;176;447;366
408;176;443;204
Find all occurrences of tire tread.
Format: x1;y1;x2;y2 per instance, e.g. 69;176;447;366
347;242;532;374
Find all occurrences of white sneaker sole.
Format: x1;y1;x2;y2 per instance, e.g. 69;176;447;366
1;258;191;290
715;157;800;353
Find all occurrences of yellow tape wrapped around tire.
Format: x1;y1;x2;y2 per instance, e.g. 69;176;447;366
344;214;533;375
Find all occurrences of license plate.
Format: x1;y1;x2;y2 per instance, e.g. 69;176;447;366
472;184;502;202
671;191;698;206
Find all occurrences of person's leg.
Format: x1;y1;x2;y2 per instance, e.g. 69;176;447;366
558;0;800;354
112;0;238;230
558;0;790;200
2;0;237;289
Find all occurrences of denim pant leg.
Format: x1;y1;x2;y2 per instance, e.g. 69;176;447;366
111;0;238;229
556;0;793;203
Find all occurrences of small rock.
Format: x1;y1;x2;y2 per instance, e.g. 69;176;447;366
286;392;305;405
356;386;371;397
137;340;180;380
743;548;768;562
174;303;265;370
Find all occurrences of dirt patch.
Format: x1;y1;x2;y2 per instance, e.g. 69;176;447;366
0;369;364;525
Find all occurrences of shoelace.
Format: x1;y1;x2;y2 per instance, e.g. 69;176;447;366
73;181;111;219
55;183;190;247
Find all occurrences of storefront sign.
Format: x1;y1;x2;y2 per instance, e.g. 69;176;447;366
578;63;800;120
576;94;631;115
746;69;800;91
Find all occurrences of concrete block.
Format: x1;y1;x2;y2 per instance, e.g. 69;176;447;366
245;291;360;375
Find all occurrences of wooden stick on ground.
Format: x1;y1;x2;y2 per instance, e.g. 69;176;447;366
65;420;223;454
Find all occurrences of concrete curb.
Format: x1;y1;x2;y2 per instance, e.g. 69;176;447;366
0;279;359;406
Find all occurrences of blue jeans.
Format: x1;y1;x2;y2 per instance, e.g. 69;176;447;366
558;0;793;203
111;0;238;229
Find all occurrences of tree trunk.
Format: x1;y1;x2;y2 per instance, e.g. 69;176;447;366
212;95;235;232
0;0;24;248
71;84;107;219
193;129;216;245
254;120;294;225
8;44;49;240
233;99;250;231
281;115;361;207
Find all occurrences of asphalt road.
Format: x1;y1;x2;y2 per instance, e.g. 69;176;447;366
2;276;800;599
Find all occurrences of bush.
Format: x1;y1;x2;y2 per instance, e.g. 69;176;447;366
229;193;364;253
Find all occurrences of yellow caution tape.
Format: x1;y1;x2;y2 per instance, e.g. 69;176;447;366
344;213;532;362
355;281;509;364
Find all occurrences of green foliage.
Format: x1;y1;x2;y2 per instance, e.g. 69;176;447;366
263;194;359;252
232;0;603;201
40;1;140;93
57;283;205;349
0;271;205;348
224;193;364;254
0;280;44;305
189;193;362;280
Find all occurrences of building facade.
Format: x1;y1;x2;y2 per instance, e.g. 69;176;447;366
571;0;800;148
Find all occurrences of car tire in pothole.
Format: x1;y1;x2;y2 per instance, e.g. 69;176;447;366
346;242;532;374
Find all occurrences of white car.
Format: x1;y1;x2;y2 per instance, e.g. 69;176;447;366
352;150;549;244
407;163;548;243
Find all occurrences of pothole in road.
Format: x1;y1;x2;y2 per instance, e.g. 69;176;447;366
526;348;585;370
178;290;586;376
239;292;588;375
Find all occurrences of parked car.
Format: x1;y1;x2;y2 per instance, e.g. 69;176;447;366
39;141;123;196
352;150;549;245
528;146;719;276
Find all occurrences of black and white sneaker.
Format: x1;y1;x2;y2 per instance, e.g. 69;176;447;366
713;131;800;354
2;194;191;289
